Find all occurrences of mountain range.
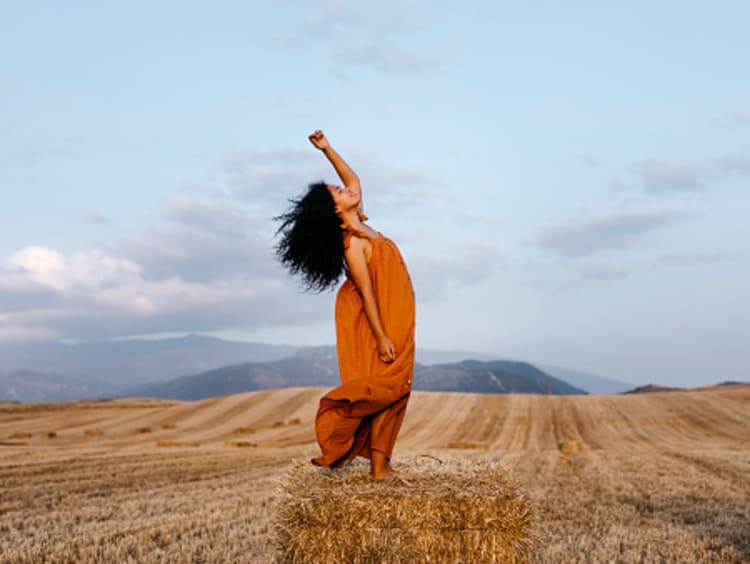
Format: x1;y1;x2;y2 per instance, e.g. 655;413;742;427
0;335;633;402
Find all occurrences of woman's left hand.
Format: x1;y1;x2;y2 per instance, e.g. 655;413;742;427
377;334;396;363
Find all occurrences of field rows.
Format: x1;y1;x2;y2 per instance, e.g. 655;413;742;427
1;385;749;562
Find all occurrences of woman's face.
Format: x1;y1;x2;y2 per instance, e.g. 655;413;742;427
327;184;360;214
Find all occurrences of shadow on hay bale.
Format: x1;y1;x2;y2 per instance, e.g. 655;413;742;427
274;455;536;563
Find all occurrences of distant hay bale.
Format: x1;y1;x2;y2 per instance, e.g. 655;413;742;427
232;425;255;435
160;422;177;430
83;428;102;437
286;417;302;426
274;455;536;563
447;441;490;450
157;440;199;448
134;427;152;434
9;432;32;439
558;440;582;453
223;440;258;448
269;421;285;429
44;431;57;439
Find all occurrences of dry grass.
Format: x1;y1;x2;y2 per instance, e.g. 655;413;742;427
160;422;177;430
157;440;199;448
83;428;102;437
0;385;748;563
232;425;255;435
447;440;490;450
269;420;285;429
223;440;258;448
43;431;56;439
274;456;535;563
285;417;301;425
134;426;152;434
9;431;32;439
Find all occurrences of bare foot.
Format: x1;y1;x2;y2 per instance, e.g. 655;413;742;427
371;463;399;479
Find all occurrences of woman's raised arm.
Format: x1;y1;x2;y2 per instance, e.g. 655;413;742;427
309;130;362;200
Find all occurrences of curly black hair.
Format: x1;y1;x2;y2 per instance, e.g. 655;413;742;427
273;181;346;292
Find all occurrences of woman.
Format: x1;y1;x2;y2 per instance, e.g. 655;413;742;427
274;130;415;479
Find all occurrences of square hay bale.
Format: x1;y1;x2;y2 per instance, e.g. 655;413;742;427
156;440;199;448
223;440;258;448
558;440;582;453
274;455;536;563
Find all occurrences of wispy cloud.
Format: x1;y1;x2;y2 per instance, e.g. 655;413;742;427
408;242;505;300
270;1;441;76
84;212;111;226
533;211;691;258
574;263;629;280
615;154;750;194
653;251;741;267
727;111;750;124
576;154;601;168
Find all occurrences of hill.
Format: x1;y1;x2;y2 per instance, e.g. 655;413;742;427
1;335;618;401
125;352;586;400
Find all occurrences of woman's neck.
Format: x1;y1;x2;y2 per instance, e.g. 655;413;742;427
338;208;363;230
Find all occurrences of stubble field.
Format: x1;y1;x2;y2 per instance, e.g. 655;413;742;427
1;384;749;563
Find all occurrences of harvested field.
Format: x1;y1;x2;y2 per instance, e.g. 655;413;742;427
0;384;748;562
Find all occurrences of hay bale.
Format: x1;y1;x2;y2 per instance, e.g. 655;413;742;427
134;426;152;434
558;440;582;453
9;432;32;439
44;431;57;439
274;455;536;563
223;440;258;448
157;440;199;448
269;421;285;429
232;425;255;435
160;422;177;430
286;417;302;426
83;428;102;437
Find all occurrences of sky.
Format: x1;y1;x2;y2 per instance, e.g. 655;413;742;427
1;1;748;387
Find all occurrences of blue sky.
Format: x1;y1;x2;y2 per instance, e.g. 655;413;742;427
2;1;748;386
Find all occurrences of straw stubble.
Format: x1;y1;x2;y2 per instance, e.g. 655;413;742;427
274;455;536;563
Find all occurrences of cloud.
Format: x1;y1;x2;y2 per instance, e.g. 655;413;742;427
576;154;601;168
533;211;690;258
271;2;440;76
0;193;336;342
574;263;629;280
0;181;484;342
408;242;505;300
212;147;447;219
727;111;750;124
653;251;741;267
85;212;111;226
616;154;750;194
631;161;711;193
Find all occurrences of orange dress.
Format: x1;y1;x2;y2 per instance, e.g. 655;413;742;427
312;216;416;468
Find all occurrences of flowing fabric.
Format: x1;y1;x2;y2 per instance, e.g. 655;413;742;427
313;215;416;468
